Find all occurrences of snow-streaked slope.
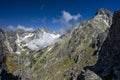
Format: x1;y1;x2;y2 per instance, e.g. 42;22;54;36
27;32;60;50
15;28;60;51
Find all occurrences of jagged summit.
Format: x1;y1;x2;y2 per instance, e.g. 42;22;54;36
95;8;113;16
94;8;113;27
34;27;56;34
83;9;120;80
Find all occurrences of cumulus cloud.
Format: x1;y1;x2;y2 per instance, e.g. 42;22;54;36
7;25;34;31
53;10;81;24
52;10;82;34
62;11;81;22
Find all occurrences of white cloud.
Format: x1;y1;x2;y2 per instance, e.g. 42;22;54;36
62;11;73;22
62;11;81;22
26;32;60;50
52;10;81;26
72;14;81;20
52;10;82;33
7;25;16;31
17;25;34;31
59;27;66;35
7;25;34;31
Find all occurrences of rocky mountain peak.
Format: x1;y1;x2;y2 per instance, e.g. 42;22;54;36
34;28;55;34
94;8;113;27
84;10;120;80
34;28;43;33
15;29;26;36
95;8;113;16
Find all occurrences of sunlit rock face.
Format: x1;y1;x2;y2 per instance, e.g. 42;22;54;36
94;8;113;27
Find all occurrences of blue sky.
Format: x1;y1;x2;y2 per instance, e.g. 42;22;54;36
0;0;120;32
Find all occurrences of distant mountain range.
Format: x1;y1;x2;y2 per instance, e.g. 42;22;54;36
3;28;60;52
0;8;120;80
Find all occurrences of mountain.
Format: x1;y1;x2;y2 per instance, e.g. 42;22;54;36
85;10;120;80
0;28;7;72
0;29;20;80
6;28;60;53
1;8;120;80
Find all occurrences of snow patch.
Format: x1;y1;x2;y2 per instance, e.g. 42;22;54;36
103;19;109;26
27;32;60;50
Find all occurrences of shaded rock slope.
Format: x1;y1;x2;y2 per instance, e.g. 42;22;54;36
84;10;120;80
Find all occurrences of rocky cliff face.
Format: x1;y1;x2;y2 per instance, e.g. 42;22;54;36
84;10;120;80
77;10;120;80
0;28;7;72
0;29;20;80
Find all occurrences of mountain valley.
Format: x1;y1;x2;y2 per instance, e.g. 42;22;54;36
0;8;120;80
